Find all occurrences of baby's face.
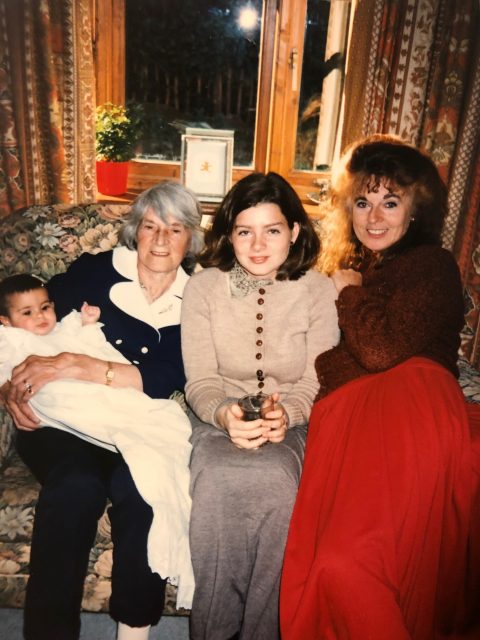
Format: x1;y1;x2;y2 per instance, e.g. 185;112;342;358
2;288;56;335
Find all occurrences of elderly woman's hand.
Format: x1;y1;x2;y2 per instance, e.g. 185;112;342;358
4;353;82;430
1;380;40;431
9;353;81;403
5;351;142;429
9;351;143;405
216;403;270;449
331;268;362;293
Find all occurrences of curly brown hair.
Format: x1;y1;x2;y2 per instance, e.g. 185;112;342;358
317;134;448;274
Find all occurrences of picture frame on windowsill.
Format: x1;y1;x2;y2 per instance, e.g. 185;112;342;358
180;128;234;203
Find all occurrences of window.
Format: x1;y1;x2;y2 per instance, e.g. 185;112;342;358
294;0;351;172
125;0;262;168
94;0;352;202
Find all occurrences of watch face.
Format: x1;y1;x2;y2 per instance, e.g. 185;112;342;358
106;365;114;384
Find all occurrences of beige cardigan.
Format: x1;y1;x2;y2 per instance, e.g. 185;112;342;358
181;267;339;427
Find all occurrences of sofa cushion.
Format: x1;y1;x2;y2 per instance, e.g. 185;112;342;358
458;357;480;403
0;453;187;614
0;203;130;282
0;202;479;616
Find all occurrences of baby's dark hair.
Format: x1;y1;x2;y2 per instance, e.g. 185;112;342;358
0;274;46;316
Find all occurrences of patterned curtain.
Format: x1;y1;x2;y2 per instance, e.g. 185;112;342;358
342;0;480;366
0;0;95;217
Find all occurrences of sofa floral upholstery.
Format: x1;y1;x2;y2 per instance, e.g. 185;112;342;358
0;203;187;615
0;203;479;615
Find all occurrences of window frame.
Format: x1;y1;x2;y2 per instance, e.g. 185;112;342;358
93;0;337;202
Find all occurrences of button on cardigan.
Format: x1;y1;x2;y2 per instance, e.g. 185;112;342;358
181;267;340;427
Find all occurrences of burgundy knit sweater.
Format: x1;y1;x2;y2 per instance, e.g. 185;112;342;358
315;244;464;398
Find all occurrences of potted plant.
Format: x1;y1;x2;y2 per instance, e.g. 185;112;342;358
95;102;143;196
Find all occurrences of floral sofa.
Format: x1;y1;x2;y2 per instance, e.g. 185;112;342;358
0;202;188;615
0;202;479;616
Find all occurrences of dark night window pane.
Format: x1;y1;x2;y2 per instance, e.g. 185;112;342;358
125;0;264;167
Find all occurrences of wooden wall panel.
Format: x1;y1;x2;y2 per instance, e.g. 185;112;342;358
93;0;125;106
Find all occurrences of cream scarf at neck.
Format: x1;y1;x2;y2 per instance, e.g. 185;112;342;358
229;261;274;298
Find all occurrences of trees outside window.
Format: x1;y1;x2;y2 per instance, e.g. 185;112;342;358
125;0;262;167
94;0;351;200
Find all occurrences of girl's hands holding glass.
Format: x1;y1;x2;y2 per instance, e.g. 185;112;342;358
216;402;269;449
216;392;288;449
260;392;289;444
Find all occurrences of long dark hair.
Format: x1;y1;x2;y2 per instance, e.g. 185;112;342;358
199;172;320;280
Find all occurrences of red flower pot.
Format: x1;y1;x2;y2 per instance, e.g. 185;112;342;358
96;160;129;196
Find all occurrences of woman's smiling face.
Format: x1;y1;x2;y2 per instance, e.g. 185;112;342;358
136;208;191;276
352;183;413;252
230;202;299;279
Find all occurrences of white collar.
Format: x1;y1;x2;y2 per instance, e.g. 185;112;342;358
110;246;189;329
112;245;142;283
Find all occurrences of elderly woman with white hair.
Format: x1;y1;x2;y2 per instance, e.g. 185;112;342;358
1;181;204;640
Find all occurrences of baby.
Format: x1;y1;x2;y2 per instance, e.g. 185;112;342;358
0;273;100;335
0;274;194;607
0;275;109;407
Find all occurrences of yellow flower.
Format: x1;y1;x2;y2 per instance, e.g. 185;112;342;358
95;102;142;162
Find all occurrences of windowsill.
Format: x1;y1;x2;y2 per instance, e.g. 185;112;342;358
95;189;220;216
95;190;320;220
95;189;141;204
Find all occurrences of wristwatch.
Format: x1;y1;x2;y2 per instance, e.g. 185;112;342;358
105;362;114;386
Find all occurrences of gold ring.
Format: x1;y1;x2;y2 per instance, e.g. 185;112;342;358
24;382;33;394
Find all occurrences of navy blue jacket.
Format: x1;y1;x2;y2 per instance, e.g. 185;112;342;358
47;250;186;399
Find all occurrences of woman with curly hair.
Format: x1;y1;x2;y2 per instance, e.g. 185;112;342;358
280;135;480;639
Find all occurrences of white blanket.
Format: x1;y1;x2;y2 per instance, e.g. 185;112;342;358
0;312;194;608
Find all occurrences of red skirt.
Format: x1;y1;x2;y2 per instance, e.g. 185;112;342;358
280;358;480;640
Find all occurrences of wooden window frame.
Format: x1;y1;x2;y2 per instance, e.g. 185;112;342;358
92;0;335;205
269;0;347;202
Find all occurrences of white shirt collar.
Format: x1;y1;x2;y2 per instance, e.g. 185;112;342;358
110;246;189;329
112;245;142;282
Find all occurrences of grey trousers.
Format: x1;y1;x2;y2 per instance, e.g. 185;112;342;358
188;414;307;640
